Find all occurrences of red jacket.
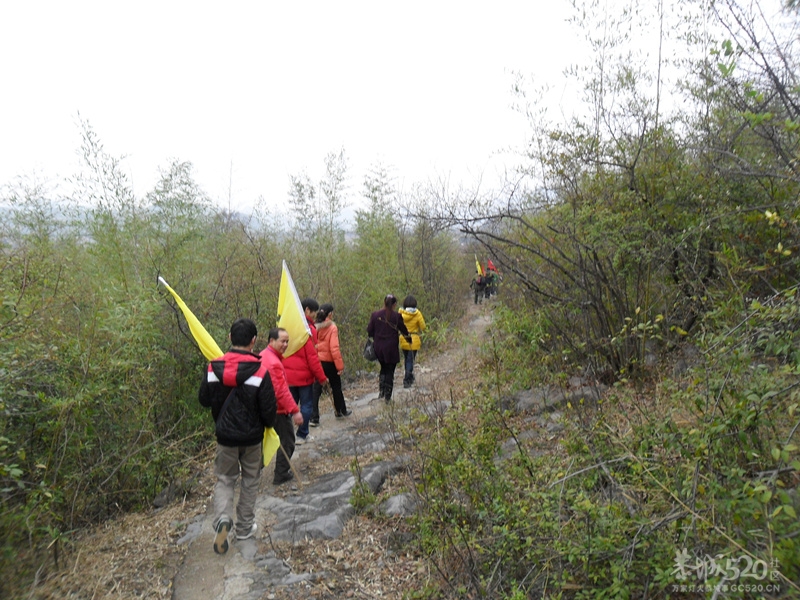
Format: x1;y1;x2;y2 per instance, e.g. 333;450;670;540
283;319;327;387
198;349;276;446
259;345;300;416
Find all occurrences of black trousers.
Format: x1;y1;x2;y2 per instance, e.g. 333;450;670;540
273;413;295;480
313;361;348;417
378;360;397;401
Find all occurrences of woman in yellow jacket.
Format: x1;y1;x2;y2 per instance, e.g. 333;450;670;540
399;295;426;389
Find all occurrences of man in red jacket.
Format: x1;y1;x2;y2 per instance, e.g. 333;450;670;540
282;298;328;443
260;327;304;485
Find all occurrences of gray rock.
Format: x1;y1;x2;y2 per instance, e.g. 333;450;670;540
673;343;703;376
565;385;607;405
511;388;543;413
412;399;451;418
380;492;418;516
512;383;607;415
237;537;259;560
324;430;393;456
499;429;541;458
568;376;586;388
254;557;290;574
499;438;517;456
175;519;204;545
260;461;404;543
153;474;198;508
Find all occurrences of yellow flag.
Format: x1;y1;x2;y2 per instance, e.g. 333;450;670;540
263;427;281;466
158;276;223;361
475;254;484;276
276;260;310;358
159;276;279;466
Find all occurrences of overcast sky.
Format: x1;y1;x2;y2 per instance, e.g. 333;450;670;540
0;1;580;213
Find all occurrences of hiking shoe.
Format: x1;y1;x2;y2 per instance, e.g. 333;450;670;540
213;518;232;555
336;409;352;417
236;523;257;541
309;419;320;427
273;471;294;485
296;435;306;445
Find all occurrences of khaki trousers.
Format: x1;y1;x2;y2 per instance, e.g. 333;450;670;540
212;442;262;538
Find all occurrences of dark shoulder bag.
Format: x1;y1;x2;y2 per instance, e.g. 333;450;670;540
363;338;377;361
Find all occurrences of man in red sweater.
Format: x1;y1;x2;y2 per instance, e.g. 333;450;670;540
282;298;328;443
260;327;304;485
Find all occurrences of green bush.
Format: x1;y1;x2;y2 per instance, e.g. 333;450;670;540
0;137;464;594
407;289;800;597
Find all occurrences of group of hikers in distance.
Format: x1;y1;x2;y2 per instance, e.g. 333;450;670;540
198;293;426;555
471;259;501;304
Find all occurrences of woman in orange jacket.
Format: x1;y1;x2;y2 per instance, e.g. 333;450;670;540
312;303;351;421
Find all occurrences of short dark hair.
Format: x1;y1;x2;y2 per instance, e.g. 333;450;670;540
230;318;257;346
268;327;286;341
301;298;319;312
403;295;417;309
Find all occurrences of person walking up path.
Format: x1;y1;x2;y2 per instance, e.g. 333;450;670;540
314;303;352;418
399;295;426;389
283;298;328;444
260;327;304;485
198;318;277;554
367;294;412;402
470;274;487;304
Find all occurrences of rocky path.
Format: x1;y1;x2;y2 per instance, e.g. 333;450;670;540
26;298;611;600
171;306;493;600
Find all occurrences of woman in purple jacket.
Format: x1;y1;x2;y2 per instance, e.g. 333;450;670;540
367;294;412;403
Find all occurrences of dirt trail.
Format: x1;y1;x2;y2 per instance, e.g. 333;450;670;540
26;298;493;600
170;300;492;600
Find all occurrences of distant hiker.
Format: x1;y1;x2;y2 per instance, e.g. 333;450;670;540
198;318;277;554
313;303;351;418
470;274;487;304
367;294;412;402
399;295;426;389
486;260;500;296
484;268;494;296
260;327;303;486
283;298;328;443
